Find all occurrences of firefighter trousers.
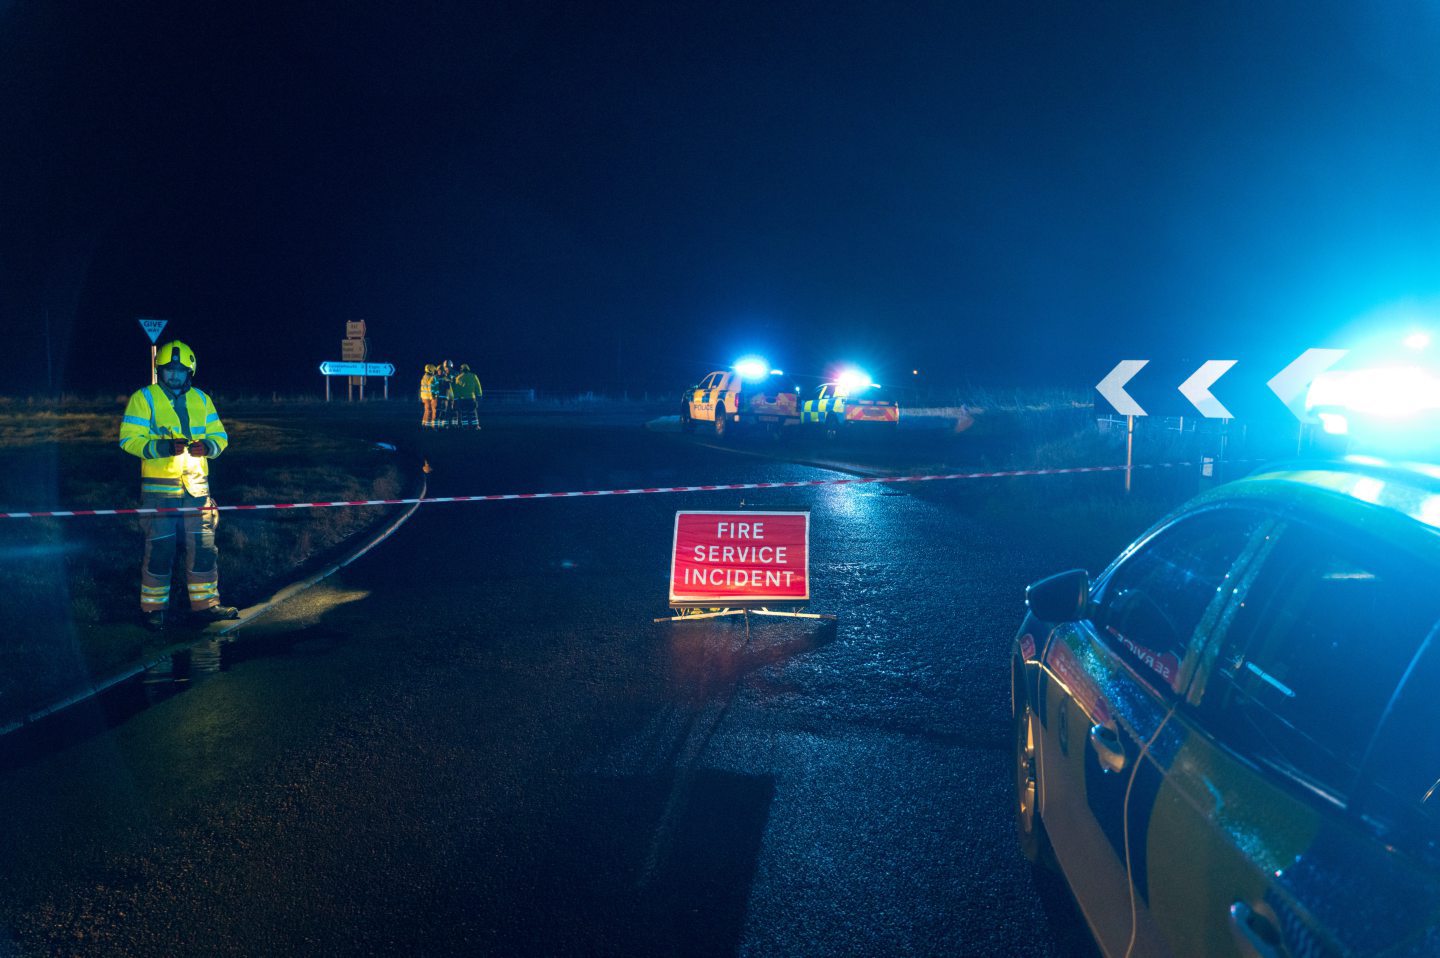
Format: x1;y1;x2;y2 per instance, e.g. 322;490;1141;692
139;491;222;612
459;398;480;427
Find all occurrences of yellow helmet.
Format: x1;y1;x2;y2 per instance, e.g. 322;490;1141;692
156;340;197;374
424;364;437;374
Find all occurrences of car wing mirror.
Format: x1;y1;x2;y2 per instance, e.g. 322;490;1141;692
1026;569;1090;623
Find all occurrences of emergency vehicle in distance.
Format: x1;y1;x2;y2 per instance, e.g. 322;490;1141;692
800;368;900;438
680;358;801;438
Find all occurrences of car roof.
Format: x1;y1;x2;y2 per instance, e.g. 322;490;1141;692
1200;457;1440;546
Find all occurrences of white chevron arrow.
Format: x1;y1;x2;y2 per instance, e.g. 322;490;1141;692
1267;348;1349;420
1179;360;1237;419
1096;360;1148;417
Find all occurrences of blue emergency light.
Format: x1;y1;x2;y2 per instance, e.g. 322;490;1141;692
732;357;772;381
835;367;876;396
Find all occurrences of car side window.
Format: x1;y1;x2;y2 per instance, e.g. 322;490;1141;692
697;374;716;391
1094;509;1265;696
1356;626;1440;857
1191;522;1439;799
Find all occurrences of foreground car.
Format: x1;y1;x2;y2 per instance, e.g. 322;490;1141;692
1012;458;1440;957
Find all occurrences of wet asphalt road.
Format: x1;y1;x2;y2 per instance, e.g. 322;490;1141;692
0;417;1115;957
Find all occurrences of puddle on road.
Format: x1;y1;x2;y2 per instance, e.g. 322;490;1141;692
0;624;349;771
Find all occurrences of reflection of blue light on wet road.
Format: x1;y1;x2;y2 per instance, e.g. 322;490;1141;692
811;479;888;521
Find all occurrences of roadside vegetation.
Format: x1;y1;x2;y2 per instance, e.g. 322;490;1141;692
963;396;1295;577
0;397;411;725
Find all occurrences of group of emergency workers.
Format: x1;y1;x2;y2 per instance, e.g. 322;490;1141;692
419;360;483;429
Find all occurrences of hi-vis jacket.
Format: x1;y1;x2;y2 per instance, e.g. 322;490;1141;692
452;371;482;399
420;372;434;400
118;384;229;497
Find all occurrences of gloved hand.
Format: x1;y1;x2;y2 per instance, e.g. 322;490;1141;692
168;439;188;457
187;440;208;457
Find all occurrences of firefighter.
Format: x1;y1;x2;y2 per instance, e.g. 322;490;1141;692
432;360;455;428
452;363;483;429
420;363;437;427
118;340;239;629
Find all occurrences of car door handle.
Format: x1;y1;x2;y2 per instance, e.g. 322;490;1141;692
1089;724;1127;774
1229;901;1287;958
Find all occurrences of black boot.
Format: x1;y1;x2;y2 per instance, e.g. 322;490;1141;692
193;605;240;623
142;609;166;632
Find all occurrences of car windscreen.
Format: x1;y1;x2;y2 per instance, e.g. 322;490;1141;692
745;374;798;399
849;385;896;403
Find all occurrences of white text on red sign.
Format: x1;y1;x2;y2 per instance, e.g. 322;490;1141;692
668;511;810;606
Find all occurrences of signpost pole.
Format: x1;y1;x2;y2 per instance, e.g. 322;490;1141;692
325;375;330;402
138;318;169;383
1125;415;1135;493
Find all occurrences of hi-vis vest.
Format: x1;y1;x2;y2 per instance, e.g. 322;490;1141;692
452;371;482;399
118;384;229;497
420;373;434;400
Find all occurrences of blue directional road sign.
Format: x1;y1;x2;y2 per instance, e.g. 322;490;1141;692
319;361;396;376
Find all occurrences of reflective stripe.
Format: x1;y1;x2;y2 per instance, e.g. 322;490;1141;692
205;413;220;423
123;415;149;427
209;431;228;441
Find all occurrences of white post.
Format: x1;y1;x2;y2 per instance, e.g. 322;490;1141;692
1125;415;1135;493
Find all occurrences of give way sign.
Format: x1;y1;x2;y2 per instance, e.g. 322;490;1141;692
667;511;810;606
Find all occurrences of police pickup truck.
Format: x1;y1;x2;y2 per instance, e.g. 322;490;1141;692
681;360;801;438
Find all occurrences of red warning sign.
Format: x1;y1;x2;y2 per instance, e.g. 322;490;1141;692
667;511;810;606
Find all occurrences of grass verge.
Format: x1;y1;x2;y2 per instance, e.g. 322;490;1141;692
0;399;411;726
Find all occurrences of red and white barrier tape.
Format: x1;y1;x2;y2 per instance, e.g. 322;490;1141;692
0;462;1199;519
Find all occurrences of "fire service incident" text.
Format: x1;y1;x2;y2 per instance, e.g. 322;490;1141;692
681;520;797;588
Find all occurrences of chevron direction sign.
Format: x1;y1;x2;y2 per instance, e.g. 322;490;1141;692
1096;348;1349;421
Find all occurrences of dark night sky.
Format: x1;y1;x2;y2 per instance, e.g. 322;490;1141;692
2;1;1439;396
